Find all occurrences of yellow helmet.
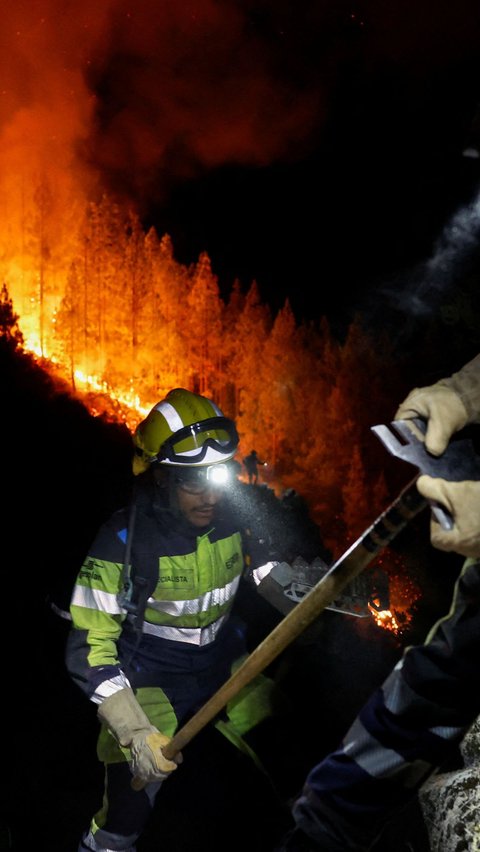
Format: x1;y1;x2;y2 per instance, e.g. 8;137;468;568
132;388;239;475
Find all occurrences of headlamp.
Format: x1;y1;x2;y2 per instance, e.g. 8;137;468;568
206;463;229;486
174;463;231;494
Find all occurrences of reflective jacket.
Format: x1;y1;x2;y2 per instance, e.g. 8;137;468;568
66;480;245;706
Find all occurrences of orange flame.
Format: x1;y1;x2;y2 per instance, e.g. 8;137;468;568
368;605;400;634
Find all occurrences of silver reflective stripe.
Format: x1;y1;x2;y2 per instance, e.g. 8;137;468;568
50;600;72;621
147;576;240;616
343;717;431;785
251;561;277;586
154;400;184;431
211;399;223;415
344;717;403;776
429;725;465;739
142;614;228;645
81;827;138;851
71;584;125;615
92;673;132;705
382;659;413;714
383;659;466;741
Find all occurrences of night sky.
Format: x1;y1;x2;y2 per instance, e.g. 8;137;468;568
86;0;480;326
3;1;480;330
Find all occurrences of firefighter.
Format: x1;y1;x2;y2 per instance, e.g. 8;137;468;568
66;388;281;852
276;352;480;852
243;449;267;485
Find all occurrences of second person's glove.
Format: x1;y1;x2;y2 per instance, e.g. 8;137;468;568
395;354;480;456
395;384;469;456
416;476;480;558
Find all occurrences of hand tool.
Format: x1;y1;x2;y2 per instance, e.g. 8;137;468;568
132;476;425;786
132;421;480;787
371;419;480;529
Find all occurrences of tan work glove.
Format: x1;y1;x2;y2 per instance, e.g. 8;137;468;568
416;476;480;558
97;687;181;786
395;354;480;456
395;385;469;456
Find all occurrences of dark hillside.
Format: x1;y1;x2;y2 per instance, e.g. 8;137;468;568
1;341;459;852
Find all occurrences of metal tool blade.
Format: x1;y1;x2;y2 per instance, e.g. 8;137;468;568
371;418;480;530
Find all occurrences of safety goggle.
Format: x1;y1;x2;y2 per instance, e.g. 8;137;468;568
157;417;239;465
174;463;232;494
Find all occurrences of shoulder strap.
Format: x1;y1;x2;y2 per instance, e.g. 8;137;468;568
118;489;162;637
119;496;137;609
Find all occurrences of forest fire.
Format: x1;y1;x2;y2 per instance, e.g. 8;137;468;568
2;279;426;647
0;4;428;652
0;286;425;645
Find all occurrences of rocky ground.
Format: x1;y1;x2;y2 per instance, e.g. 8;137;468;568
420;718;480;852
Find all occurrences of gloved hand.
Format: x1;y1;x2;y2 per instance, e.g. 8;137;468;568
395;354;480;456
97;687;181;785
129;728;181;787
394;384;469;456
416;476;480;558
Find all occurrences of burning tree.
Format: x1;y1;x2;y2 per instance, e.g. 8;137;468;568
0;283;24;351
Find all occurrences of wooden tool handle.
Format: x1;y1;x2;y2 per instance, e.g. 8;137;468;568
132;477;425;787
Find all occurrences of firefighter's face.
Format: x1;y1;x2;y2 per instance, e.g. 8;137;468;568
175;480;223;527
